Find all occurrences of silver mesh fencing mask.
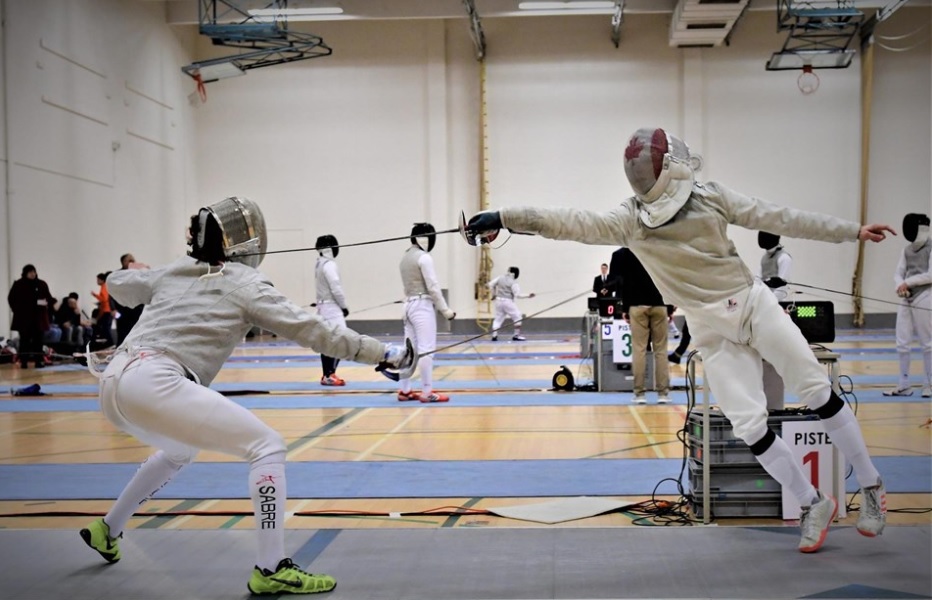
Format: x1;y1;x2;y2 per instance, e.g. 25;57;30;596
198;196;267;268
623;127;695;228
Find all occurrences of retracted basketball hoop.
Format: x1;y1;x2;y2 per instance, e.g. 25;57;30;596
797;65;820;95
183;62;245;106
193;72;207;103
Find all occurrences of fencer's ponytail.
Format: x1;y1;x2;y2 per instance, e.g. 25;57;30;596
188;210;226;266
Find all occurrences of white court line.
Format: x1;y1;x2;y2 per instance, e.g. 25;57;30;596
285;498;313;525
165;499;220;529
628;405;665;459
286;408;370;459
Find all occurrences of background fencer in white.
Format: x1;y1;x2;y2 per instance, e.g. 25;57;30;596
886;213;931;397
315;234;350;386
488;266;535;341
80;198;414;595
466;127;894;553
757;231;792;301
398;223;455;403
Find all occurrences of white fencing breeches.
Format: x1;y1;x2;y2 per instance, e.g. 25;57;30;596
687;282;832;444
493;298;523;332
99;350;286;464
401;298;437;395
895;288;932;387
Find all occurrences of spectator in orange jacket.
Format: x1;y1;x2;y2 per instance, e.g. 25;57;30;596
92;272;114;348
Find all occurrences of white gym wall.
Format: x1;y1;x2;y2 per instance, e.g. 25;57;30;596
1;1;929;334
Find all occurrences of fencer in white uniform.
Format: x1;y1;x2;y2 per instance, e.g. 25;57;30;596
398;222;456;403
758;231;793;301
466;127;894;553
79;197;414;595
884;213;931;397
315;234;350;386
488;266;535;341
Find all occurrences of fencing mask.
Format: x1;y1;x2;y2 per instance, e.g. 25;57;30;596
623;127;695;229
189;197;267;268
411;222;437;252
316;234;339;259
758;232;781;251
903;213;930;245
508;266;520;280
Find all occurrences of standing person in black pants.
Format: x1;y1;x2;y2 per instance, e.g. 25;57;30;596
668;318;692;364
7;264;54;368
113;253;145;346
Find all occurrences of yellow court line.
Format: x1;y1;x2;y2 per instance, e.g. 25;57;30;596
286;409;370;459
628;405;665;459
354;407;425;461
164;499;220;529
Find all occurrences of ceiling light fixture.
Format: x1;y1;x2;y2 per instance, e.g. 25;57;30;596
247;7;344;17
518;1;616;10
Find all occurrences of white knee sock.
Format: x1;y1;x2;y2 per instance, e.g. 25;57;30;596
419;355;434;396
820;404;881;489
924;349;931;386
250;457;286;572
106;451;184;537
756;437;819;506
898;352;911;389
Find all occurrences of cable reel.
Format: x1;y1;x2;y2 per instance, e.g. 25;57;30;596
552;365;575;391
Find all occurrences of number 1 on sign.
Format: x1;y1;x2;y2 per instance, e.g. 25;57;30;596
803;450;819;489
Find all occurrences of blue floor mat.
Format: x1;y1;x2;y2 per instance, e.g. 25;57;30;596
0;456;926;500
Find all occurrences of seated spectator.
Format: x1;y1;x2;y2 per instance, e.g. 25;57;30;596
56;293;91;348
44;297;62;345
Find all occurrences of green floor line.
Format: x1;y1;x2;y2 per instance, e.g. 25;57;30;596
286;408;365;453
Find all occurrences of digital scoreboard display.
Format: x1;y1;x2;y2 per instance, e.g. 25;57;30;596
780;301;835;343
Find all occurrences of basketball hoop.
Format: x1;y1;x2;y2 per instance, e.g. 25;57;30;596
186;71;207;106
194;72;207;103
797;65;820;95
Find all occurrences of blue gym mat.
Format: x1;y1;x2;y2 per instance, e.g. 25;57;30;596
0;456;926;500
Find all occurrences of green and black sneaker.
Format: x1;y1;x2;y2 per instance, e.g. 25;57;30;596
79;518;121;563
248;558;336;595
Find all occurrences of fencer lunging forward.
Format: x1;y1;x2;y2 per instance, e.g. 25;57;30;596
315;234;350;386
79;197;414;596
398;222;456;403
488;266;535;341
467;127;894;554
884;213;931;397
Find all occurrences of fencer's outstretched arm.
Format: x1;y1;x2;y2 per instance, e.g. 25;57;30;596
248;285;386;365
497;205;635;246
107;267;155;308
512;282;534;299
713;182;894;244
858;224;897;243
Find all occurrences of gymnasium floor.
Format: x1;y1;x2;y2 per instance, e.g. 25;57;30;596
0;327;929;599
